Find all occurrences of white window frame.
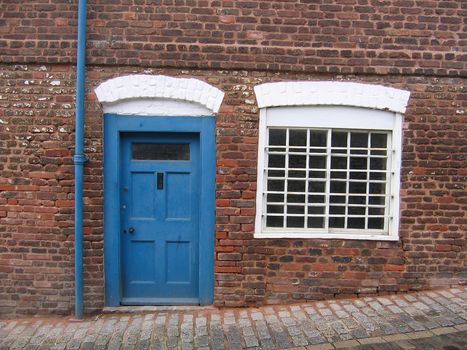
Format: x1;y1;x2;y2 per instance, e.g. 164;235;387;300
254;82;410;241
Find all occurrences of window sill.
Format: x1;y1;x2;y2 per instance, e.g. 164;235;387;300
254;231;399;241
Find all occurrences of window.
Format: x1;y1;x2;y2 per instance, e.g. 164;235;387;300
254;82;410;240
266;127;390;231
132;143;190;160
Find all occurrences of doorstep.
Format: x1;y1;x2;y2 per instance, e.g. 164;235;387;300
102;305;218;314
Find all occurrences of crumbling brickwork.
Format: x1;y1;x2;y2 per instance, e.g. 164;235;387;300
0;0;465;316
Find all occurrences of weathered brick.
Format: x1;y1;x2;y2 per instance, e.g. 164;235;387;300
0;0;465;316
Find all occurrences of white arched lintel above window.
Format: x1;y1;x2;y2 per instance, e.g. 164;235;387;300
95;74;225;116
254;81;410;113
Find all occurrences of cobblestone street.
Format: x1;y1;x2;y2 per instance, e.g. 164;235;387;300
1;287;466;350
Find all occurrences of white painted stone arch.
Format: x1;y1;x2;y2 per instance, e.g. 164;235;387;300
95;74;225;116
254;81;410;113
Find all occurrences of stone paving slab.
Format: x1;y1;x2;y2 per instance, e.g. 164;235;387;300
0;287;466;349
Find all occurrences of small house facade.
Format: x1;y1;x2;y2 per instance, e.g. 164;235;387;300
0;1;465;316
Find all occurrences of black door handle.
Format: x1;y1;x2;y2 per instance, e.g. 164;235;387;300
128;227;135;234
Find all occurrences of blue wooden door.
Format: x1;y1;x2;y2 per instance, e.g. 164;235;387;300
120;133;200;304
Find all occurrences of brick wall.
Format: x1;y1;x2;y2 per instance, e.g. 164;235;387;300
0;62;465;316
0;0;465;317
0;1;465;76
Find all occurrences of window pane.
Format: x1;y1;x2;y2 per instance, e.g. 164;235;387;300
330;181;346;193
267;193;284;203
289;155;306;168
329;216;345;228
348;217;365;229
309;156;326;169
269;129;286;146
308;216;324;228
288;180;305;192
350;132;368;155
289;129;307;146
132;143;190;160
268;154;285;168
371;149;387;156
287;216;304;228
289;170;306;178
349;206;365;215
287;194;305;204
288;205;304;214
371;133;388;156
309;182;325;193
370;171;385;180
332;131;347;148
349;195;366;205
310;130;327;147
269;169;285;177
351;148;367;155
309;170;326;179
368;217;384;229
350;171;366;180
371;133;387;148
267;205;284;214
330;206;345;214
268;180;285;191
369;196;385;205
350;157;367;170
370;182;385;194
330;195;345;204
309;206;325;214
331;156;347;169
349;182;366;194
331;171;346;179
267;216;283;227
369;207;385;216
350;132;368;148
309;195;325;203
370;158;386;170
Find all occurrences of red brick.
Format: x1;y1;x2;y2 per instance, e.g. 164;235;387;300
435;244;452;252
215;267;241;273
0;18;465;316
55;200;74;208
384;264;405;272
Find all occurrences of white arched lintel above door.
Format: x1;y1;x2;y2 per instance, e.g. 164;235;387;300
95;74;225;116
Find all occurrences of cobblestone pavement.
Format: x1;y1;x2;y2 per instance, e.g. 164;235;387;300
0;287;466;350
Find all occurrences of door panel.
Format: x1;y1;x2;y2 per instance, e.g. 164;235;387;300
131;172;156;218
127;241;156;283
166;172;191;219
166;241;191;282
121;133;200;304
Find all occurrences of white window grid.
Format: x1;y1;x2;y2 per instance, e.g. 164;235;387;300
263;127;393;233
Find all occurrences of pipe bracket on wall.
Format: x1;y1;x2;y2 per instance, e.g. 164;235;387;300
73;154;89;164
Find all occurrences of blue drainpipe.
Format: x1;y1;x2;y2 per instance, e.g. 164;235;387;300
73;0;88;320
